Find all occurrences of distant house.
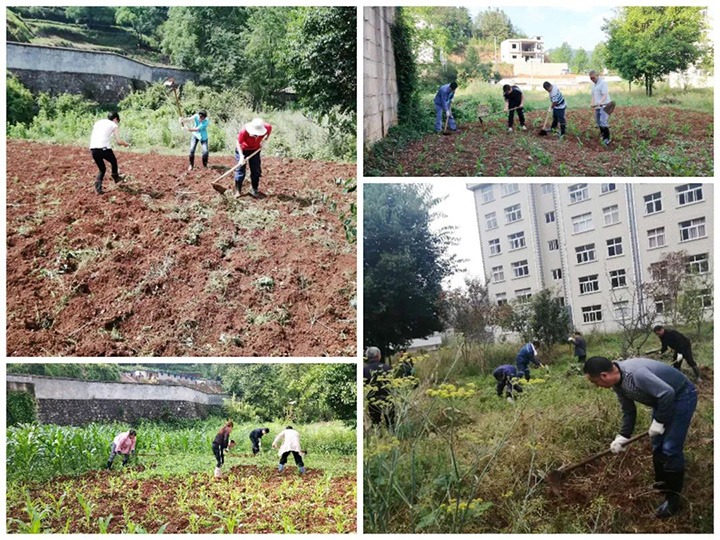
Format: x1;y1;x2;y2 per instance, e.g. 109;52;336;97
408;333;443;352
500;36;545;63
132;369;203;383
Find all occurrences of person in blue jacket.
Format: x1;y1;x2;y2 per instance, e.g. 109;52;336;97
493;364;523;402
182;110;210;171
584;356;697;518
515;340;545;381
434;81;458;133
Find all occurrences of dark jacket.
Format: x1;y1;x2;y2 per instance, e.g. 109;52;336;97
571;337;587;357
249;428;268;442
612;358;691;438
213;428;231;450
516;343;540;371
493;364;518;381
364;361;391;399
504;86;523;108
658;329;692;356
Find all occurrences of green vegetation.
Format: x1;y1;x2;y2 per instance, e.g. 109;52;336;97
364;327;713;533
7;363;121;381
7;392;37;426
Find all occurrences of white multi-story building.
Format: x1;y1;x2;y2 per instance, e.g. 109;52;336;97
469;183;713;332
500;36;544;63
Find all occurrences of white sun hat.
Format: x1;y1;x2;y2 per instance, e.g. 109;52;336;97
246;118;268;137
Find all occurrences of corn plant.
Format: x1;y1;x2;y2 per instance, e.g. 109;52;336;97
76;491;95;526
97;515;113;534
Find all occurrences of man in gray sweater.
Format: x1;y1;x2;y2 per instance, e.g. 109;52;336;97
583;356;697;518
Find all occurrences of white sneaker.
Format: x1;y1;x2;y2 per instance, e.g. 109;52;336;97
521;125;527;131
507;397;515;403
507;127;513;132
603;138;611;146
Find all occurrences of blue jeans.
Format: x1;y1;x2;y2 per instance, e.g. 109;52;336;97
234;149;262;191
434;102;456;132
651;383;697;470
550;107;566;128
189;137;209;167
594;107;609;128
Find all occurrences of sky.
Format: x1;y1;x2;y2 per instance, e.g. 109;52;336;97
431;182;484;290
466;6;617;51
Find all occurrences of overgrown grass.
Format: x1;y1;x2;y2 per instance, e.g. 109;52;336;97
8;81;356;163
365;327;713;533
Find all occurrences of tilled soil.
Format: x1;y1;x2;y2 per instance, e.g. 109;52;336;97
385;106;713;177
6;140;357;356
6;465;356;533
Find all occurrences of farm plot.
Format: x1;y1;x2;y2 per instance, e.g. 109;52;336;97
7;420;357;533
6;140;357;356
387;106;713;177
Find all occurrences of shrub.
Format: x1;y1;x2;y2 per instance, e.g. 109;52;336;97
7;392;37;426
6;73;36;126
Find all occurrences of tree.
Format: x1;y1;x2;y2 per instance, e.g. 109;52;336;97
405;7;473;59
572;48;589;74
6;74;35;126
607;272;657;357
590;42;608;71
473;8;513;42
222;364;285;420
645;251;689;325
604;7;708;96
64;7;116;28
441;277;495;343
677;268;713;336
115;7;168;45
499;289;570;348
549;42;574;65
284;7;356;117
364;184;458;354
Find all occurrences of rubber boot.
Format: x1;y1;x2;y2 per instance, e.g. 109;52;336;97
202;154;208;168
655;469;684;518
692;365;702;382
299;466;306;475
111;172;125;183
95;180;104;195
559;124;566;138
278;463;284;472
652;455;666;491
234;181;242;198
188;154;195;171
106;460;113;470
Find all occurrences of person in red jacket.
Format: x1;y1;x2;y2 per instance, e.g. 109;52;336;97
234;118;272;198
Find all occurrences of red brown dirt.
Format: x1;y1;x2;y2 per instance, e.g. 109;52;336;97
6;140;357;356
386;106;713;177
6;465;356;533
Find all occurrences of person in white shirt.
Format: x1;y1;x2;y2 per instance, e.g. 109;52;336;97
272;426;306;474
89;111;130;194
589;70;612;146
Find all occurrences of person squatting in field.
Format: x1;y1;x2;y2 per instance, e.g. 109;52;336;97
234;118;272;198
182;110;210;171
434;81;458;133
493;364;523;403
568;331;587;363
584;356;697;518
363;346;393;426
502;84;527;132
515;340;545;381
249;427;270;456
543;81;567;138
89;111;131;195
589;70;612;146
107;429;136;469
212;420;236;468
272;426;306;474
653;325;702;382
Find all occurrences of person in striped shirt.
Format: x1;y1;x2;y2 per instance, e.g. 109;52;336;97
543;81;567;138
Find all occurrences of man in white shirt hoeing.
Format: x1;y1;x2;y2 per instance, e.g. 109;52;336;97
590;70;612;146
89;111;131;195
272;426;306;474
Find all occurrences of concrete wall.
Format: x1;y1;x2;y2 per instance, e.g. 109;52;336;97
513;62;569;76
7;42;196;103
6;375;227;426
363;7;399;144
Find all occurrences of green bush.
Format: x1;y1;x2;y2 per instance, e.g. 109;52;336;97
7;392;37;426
6;74;36;126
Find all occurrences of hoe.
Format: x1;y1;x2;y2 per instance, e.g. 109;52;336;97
163;77;184;119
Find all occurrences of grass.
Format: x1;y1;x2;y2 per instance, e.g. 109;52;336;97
364;326;713;533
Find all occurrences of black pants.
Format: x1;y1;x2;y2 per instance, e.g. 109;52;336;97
91;148;119;183
234;149;262;191
250;437;261;455
577;355;587;363
280;451;304;467
212;442;224;467
550;108;567;135
674;348;698;370
508;107;525;128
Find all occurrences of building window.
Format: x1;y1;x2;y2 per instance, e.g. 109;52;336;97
581;305;603;323
515;288;532;303
575;243;596;264
607;237;623;257
557;297;565;306
505;204;522;224
647;227;666;249
481;185;494;204
496;292;508;306
548;239;559;251
545;211;555;223
679;217;706;241
601;183;617;193
572;212;593;233
613;301;630;319
489;238;501;256
502;183;520;196
508;231;526;250
485;212;498;230
569;183;589;203
603;205;620;226
551;268;562;280
644;192;662;215
579;274;600;295
699;289;712;308
609;269;627;288
686;253;709;274
541;183;553;195
676;184;703;206
491;265;505;283
511;260;530;278
655;299;666;314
